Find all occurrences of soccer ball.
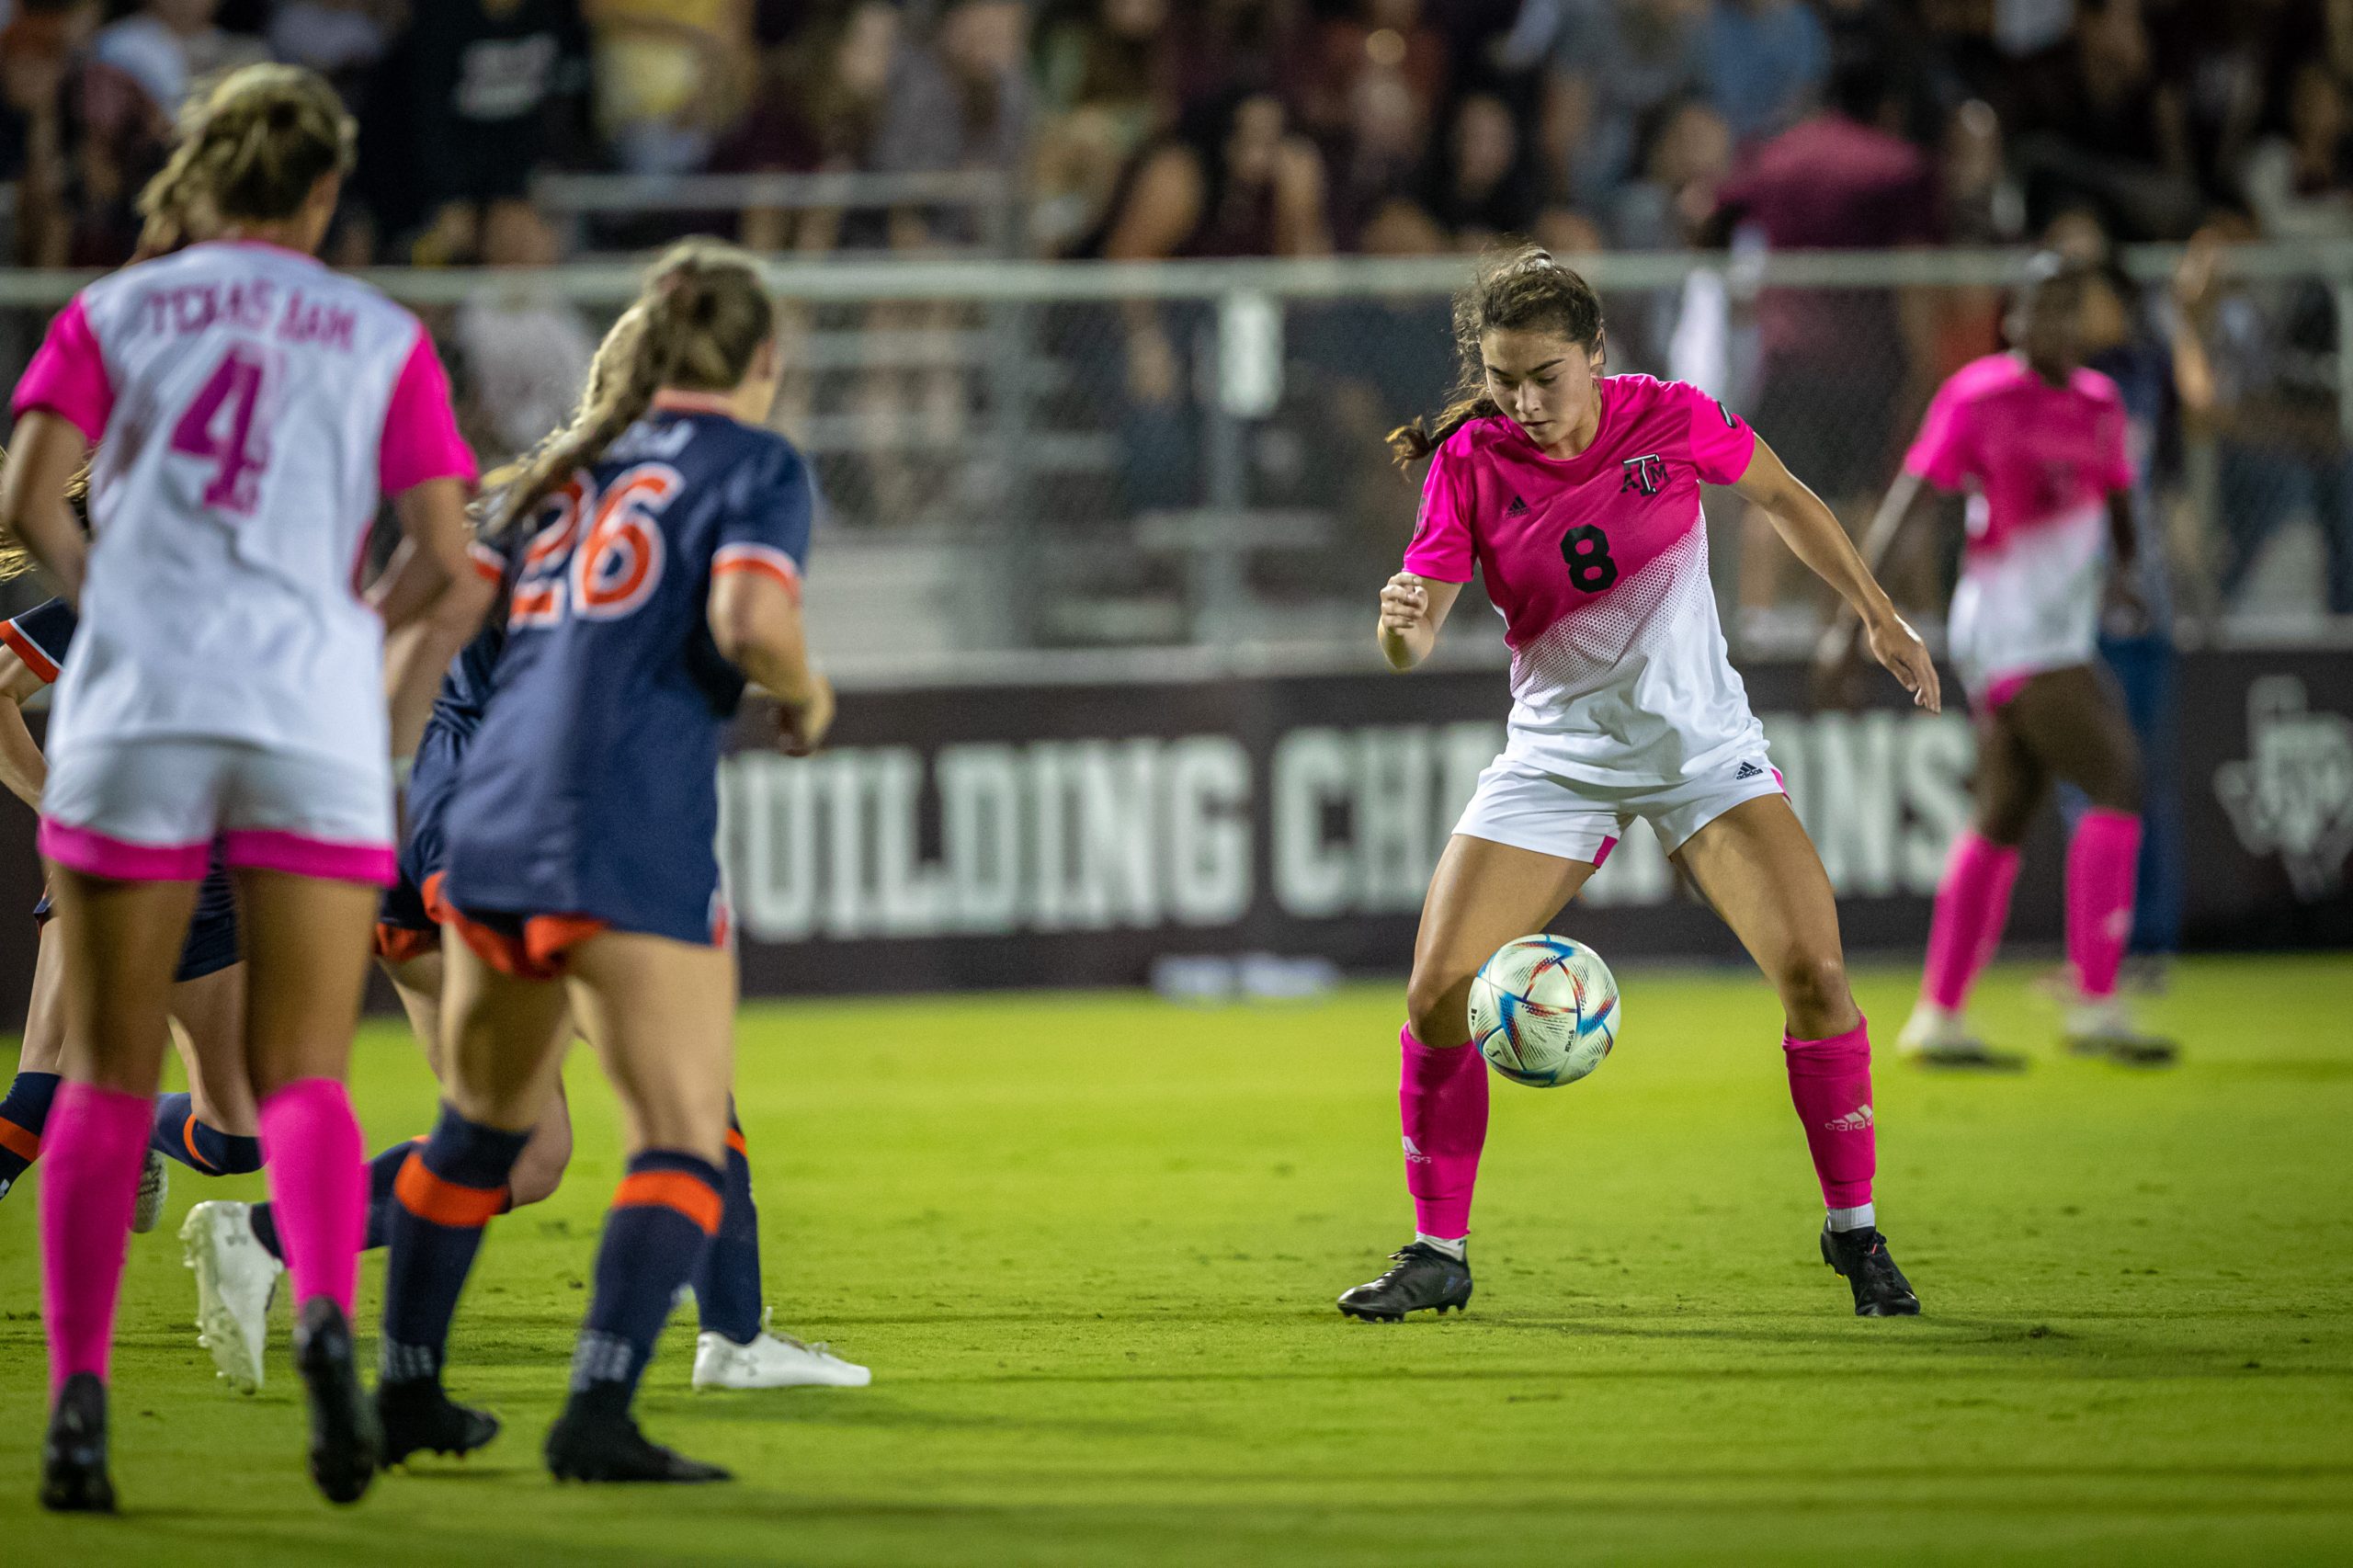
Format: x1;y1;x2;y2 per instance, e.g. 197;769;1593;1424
1468;935;1620;1088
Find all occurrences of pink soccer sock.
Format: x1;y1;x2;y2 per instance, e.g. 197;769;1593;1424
1399;1027;1488;1241
1921;831;2020;1011
1783;1018;1875;1211
2067;809;2143;1002
257;1078;367;1316
40;1081;153;1395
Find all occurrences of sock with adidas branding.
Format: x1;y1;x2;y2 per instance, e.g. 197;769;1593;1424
1399;1027;1487;1244
1784;1016;1875;1220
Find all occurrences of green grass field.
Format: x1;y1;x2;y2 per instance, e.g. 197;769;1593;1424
0;955;2348;1565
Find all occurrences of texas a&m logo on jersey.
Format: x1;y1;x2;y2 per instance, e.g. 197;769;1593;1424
1620;453;1668;496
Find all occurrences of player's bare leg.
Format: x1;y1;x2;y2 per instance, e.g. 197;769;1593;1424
389;947;575;1200
1675;796;1919;1316
2002;668;2175;1064
1904;699;2045;1070
1338;835;1598;1323
543;932;737;1482
374;937;572;1468
234;868;388;1502
38;870;199;1512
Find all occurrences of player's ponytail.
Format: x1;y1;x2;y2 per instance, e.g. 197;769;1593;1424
1387;243;1608;468
137;63;353;237
486;238;777;536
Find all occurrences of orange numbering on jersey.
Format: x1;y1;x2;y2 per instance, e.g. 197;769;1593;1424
573;464;675;619
507;466;678;627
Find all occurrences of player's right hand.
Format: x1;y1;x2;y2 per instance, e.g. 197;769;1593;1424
1864;608;1942;715
1379;573;1431;632
777;674;835;757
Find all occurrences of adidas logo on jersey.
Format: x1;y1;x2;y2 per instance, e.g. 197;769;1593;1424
1734;760;1767;780
1503;495;1529;517
1824;1105;1874;1133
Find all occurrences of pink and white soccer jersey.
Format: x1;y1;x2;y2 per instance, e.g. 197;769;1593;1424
11;239;476;881
1902;353;2132;703
1406;375;1778;860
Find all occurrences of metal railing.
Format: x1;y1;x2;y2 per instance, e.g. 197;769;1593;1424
2;244;2351;678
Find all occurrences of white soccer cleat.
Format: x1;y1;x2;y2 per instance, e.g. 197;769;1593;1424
131;1149;169;1234
1897;1005;2025;1071
692;1315;870;1391
179;1199;283;1393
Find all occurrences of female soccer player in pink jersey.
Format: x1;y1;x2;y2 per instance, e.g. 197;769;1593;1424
1846;257;2175;1069
0;65;482;1510
1335;246;1939;1324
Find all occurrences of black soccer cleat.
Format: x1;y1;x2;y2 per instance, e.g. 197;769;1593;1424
40;1372;115;1513
1336;1242;1473;1322
546;1402;732;1484
377;1380;502;1468
1821;1224;1921;1317
294;1297;381;1505
2065;1027;2180;1067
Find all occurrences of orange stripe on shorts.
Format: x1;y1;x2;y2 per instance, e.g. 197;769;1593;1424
612;1170;722;1234
0;1117;39;1163
393;1152;507;1227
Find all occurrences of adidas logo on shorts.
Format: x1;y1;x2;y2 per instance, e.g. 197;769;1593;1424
1734;760;1767;780
1504;495;1529;517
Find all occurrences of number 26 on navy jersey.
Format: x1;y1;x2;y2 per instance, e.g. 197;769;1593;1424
510;464;676;627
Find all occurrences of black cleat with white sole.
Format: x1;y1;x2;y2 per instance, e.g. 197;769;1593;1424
1336;1242;1472;1322
40;1372;115;1513
1906;1038;2029;1072
546;1391;731;1483
295;1298;381;1504
1821;1224;1921;1317
378;1380;502;1468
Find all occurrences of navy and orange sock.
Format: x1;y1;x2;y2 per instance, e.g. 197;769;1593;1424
0;1070;59;1196
148;1092;264;1176
379;1105;529;1387
256;1139;418;1262
691;1108;763;1345
565;1151;721;1410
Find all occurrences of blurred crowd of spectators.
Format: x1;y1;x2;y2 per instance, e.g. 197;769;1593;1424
3;0;2350;269
4;0;2344;628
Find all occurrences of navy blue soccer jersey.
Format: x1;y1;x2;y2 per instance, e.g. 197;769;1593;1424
438;409;812;946
5;597;241;979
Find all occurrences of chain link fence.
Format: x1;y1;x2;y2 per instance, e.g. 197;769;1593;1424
2;245;2350;676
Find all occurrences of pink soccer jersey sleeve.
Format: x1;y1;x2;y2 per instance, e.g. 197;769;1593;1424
11;297;113;443
379;327;479;495
1903;375;1977;491
1401;438;1474;582
1680;382;1756;484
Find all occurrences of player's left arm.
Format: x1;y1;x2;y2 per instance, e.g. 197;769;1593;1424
1731;437;1941;714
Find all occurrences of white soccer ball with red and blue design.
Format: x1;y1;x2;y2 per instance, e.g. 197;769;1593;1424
1468;935;1620;1088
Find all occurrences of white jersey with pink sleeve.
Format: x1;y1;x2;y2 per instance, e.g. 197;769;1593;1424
1405;375;1763;788
9;239;477;770
1902;353;2132;700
